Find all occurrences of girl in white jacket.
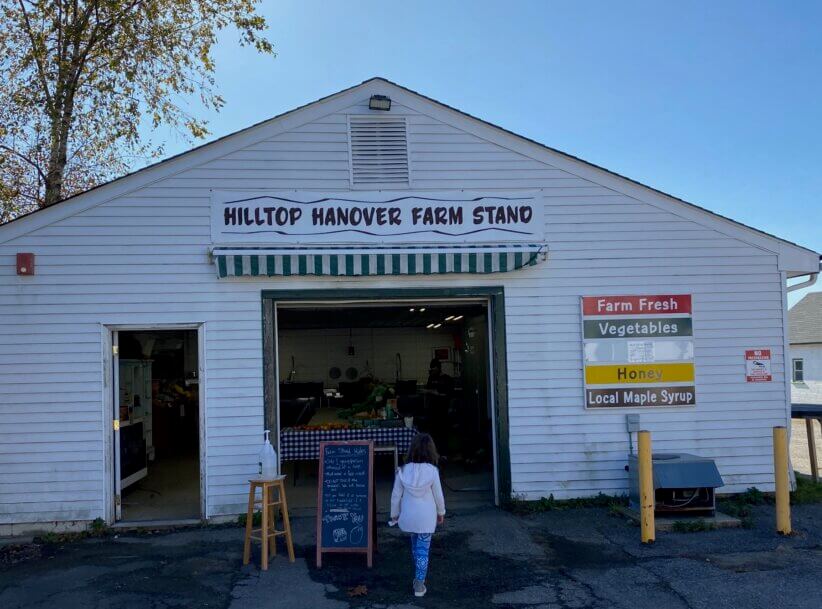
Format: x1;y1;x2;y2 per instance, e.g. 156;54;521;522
389;433;446;598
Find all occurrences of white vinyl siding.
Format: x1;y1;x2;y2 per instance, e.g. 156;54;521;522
0;89;798;526
789;345;822;405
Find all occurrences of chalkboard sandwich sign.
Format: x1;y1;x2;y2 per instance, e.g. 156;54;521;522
316;440;375;568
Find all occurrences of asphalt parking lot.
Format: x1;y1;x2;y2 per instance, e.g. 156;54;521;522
1;497;821;609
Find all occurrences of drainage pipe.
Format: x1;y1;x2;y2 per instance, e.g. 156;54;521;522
787;272;818;293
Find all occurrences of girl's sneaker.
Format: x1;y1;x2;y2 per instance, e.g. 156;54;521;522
413;579;427;597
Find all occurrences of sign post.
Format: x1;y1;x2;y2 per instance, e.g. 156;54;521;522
316;440;375;568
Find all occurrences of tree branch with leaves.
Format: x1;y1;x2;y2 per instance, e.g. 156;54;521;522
0;0;274;222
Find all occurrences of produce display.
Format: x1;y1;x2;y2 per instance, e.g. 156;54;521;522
287;423;366;431
338;383;396;420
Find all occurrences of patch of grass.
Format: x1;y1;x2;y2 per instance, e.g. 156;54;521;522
237;511;262;527
503;492;628;515
34;518;112;545
89;517;110;536
718;487;767;517
671;519;716;533
607;503;625;518
717;486;772;529
715;480;821;527
792;476;822;504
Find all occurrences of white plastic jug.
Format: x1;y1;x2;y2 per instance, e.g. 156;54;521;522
258;430;278;478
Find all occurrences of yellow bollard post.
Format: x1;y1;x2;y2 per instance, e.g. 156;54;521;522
637;430;655;544
773;426;791;535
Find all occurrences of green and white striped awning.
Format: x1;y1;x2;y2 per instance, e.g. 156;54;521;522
212;245;546;278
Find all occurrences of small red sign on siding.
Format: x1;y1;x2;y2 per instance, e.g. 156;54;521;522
581;294;691;316
16;253;34;276
745;349;772;382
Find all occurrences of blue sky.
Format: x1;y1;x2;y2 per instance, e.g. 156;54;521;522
148;0;821;304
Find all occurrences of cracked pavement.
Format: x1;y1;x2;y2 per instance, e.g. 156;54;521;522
1;502;821;609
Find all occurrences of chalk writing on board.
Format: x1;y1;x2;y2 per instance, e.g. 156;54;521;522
319;443;371;550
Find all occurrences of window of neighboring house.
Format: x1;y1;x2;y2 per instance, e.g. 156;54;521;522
792;358;804;382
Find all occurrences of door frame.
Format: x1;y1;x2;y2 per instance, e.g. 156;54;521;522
102;323;207;524
261;287;511;503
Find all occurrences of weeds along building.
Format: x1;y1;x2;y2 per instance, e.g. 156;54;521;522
0;78;819;533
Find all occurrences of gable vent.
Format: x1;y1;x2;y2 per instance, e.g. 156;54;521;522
348;116;409;185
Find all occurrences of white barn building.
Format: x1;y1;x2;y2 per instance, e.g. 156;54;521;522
1;78;819;533
789;292;822;406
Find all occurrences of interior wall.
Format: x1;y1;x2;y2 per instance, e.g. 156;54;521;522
277;327;456;386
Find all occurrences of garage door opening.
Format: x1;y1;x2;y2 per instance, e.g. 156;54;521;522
273;300;498;512
113;329;201;522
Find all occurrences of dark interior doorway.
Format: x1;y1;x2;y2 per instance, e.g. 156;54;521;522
275;301;495;512
117;329;200;521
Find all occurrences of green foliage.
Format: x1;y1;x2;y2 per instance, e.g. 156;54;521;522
341;383;395;420
0;0;275;218
237;511;262;527
671;519;715;533
792;476;822;504
34;517;111;544
718;486;770;529
504;492;628;515
89;517;110;536
35;532;64;545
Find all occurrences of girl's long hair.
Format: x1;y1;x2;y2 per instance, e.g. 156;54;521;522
405;432;439;466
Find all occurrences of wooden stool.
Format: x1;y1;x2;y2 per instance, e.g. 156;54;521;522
243;477;295;570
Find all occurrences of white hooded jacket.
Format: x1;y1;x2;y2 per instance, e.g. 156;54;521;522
390;462;446;534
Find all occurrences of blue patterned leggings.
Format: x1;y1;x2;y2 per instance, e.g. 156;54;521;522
410;533;432;582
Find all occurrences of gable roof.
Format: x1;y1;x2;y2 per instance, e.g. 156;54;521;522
790;292;822;344
0;77;819;274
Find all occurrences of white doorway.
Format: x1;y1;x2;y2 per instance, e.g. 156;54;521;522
106;325;205;523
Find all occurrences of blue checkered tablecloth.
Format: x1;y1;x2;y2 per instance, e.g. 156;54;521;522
279;426;417;461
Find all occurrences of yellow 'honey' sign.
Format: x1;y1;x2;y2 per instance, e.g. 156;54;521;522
585;363;695;385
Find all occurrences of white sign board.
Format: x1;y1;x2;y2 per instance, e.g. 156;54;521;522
745;349;772;382
211;191;544;245
581;294;696;409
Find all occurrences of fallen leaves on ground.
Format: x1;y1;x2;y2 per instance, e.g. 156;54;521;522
347;584;368;597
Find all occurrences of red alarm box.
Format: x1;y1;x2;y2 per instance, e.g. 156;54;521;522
17;253;35;275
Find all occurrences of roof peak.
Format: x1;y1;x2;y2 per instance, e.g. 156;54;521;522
789;291;822;344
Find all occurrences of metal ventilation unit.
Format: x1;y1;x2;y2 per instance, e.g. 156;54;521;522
348;116;409;186
628;453;724;516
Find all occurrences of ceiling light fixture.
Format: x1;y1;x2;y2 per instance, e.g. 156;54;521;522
419;307;426;312
445;316;455;321
433;323;442;329
409;308;416;312
426;323;435;329
453;315;463;321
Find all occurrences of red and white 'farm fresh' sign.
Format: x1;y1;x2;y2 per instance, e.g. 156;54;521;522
745;349;772;382
581;295;692;316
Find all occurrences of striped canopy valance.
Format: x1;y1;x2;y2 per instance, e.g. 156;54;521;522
212;245;546;278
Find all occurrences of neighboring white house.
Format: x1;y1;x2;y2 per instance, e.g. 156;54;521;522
0;77;820;533
790;292;822;405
